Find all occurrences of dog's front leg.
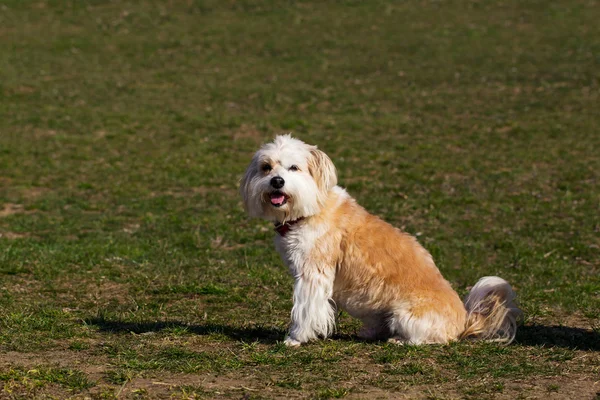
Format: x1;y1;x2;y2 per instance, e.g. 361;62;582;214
284;267;336;347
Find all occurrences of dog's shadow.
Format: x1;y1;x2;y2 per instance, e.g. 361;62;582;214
86;317;286;345
86;317;599;351
516;324;600;351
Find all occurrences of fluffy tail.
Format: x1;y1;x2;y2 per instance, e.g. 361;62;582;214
460;276;521;344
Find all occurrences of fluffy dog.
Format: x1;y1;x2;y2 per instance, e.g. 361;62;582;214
240;135;520;347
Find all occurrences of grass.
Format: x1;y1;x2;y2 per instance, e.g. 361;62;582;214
0;0;599;398
0;366;93;395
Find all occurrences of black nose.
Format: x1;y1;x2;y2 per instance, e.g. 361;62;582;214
270;176;285;189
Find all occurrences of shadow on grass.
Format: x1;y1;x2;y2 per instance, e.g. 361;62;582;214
86;317;286;344
516;324;600;351
86;318;600;350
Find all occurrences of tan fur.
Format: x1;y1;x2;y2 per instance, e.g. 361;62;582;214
308;148;337;193
241;135;520;345
303;190;467;343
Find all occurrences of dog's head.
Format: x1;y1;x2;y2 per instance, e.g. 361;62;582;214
240;134;337;222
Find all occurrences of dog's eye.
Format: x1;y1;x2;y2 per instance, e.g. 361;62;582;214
289;165;299;172
262;164;272;172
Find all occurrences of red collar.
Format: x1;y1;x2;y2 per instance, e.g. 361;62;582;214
274;217;304;237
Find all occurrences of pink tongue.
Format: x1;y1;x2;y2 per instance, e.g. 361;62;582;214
270;194;285;205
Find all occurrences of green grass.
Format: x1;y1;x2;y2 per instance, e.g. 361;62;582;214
0;366;94;394
1;0;599;398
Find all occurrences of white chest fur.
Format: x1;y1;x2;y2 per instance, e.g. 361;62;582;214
275;222;328;277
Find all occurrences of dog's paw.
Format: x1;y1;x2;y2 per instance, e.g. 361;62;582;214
387;337;407;345
284;336;302;347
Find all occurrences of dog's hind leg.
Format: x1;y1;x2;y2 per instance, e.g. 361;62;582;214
357;315;389;341
387;307;455;345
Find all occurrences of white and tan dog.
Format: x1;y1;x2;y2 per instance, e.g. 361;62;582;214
240;135;520;347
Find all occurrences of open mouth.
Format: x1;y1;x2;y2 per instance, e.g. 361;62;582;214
269;191;288;207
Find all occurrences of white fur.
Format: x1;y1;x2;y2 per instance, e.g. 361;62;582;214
387;304;457;345
277;220;336;345
240;134;325;223
240;135;520;346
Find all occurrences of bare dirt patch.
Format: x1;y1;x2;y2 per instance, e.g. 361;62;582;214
21;187;49;200
33;128;58;139
0;349;109;382
503;376;599;400
0;203;24;217
529;311;599;331
60;278;133;307
0;275;43;295
117;372;307;399
0;231;29;239
348;384;461;400
94;130;108;139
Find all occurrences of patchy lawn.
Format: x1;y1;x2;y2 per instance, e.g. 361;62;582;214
0;0;599;398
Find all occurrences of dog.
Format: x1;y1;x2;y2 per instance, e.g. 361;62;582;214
240;134;520;347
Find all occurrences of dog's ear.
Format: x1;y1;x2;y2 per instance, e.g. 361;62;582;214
239;158;257;213
308;147;337;192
